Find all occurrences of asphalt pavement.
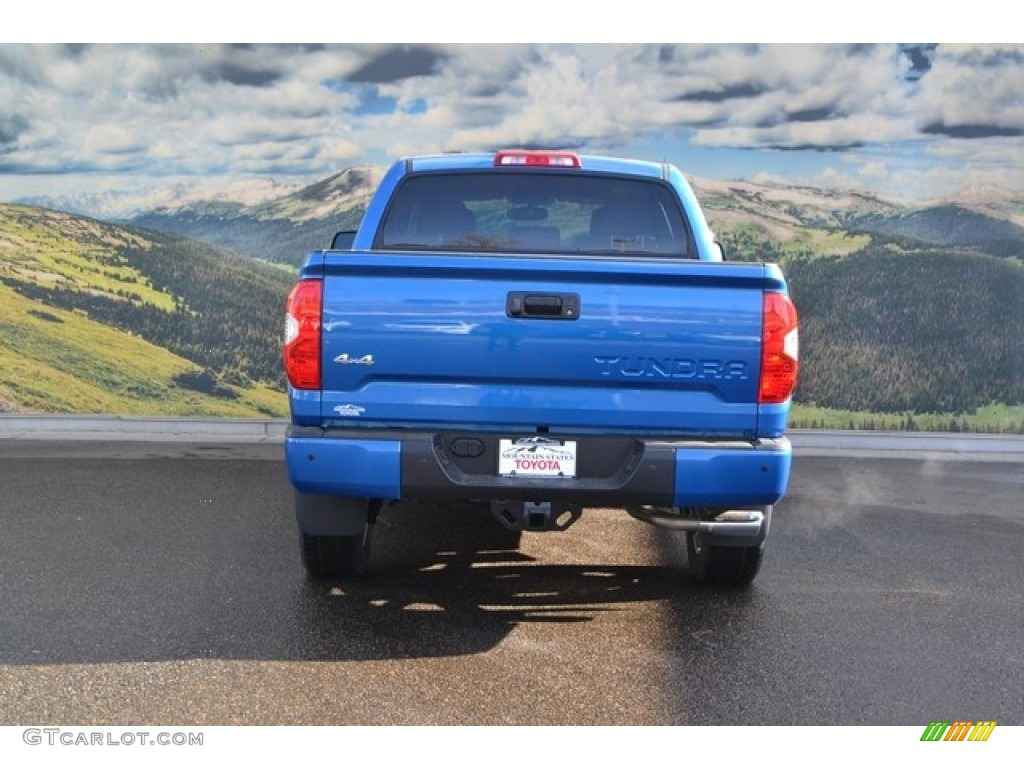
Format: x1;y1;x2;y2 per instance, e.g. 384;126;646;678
0;422;1021;725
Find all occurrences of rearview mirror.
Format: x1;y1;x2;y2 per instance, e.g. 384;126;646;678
331;230;357;250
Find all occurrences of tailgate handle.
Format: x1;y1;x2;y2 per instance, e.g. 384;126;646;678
507;292;580;320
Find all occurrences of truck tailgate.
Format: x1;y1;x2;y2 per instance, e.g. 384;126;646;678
316;251;783;438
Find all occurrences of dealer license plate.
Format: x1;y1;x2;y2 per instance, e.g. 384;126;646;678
498;437;577;478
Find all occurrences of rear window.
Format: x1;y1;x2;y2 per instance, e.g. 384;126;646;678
375;171;694;257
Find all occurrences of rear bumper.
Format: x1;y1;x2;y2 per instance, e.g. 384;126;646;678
285;427;791;509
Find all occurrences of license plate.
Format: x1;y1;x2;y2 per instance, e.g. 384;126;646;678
498;438;577;478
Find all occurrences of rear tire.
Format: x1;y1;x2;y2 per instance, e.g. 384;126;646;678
295;493;373;578
300;525;373;578
686;531;763;586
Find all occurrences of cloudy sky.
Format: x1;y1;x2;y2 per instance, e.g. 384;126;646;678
2;39;1022;205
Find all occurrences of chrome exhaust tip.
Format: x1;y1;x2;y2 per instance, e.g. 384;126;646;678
626;506;770;546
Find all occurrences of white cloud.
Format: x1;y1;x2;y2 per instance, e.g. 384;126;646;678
917;45;1024;132
858;161;889;180
2;42;1023;200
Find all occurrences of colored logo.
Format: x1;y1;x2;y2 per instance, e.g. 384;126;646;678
920;721;996;742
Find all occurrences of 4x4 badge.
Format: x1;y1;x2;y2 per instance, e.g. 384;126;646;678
333;353;375;365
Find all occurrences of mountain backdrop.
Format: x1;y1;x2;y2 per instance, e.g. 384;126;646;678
122;168;381;267
6;169;1024;429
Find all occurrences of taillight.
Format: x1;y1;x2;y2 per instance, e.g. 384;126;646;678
284;279;322;390
494;149;581;168
759;292;799;404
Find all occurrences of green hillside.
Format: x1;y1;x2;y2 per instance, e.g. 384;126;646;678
787;243;1024;414
0;204;290;416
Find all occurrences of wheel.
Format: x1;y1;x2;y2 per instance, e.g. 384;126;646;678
294;492;373;578
686;530;763;586
300;524;373;578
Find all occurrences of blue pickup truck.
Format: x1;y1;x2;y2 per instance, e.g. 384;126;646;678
283;149;799;586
